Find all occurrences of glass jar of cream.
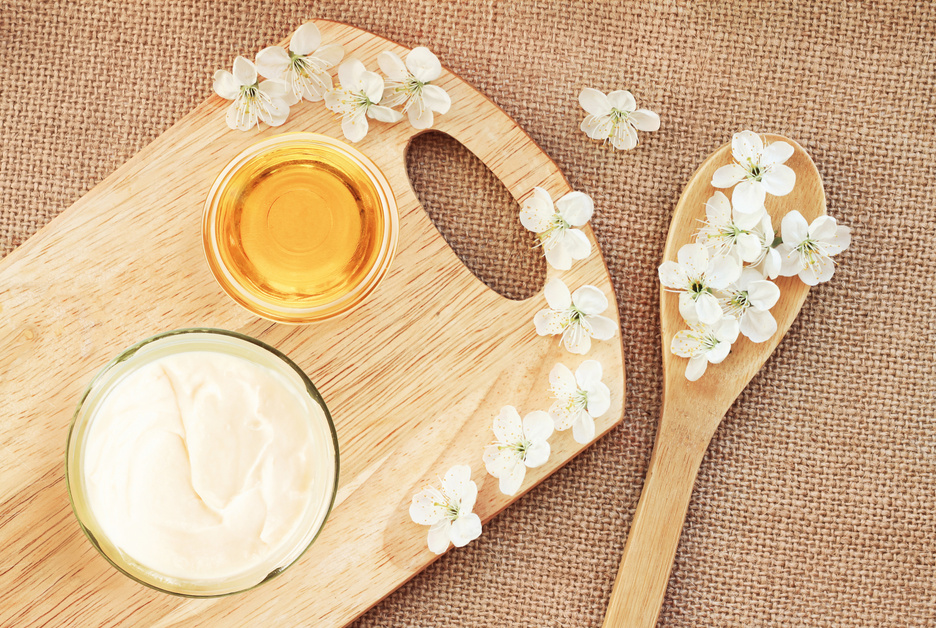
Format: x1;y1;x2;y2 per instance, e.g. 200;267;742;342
65;329;338;596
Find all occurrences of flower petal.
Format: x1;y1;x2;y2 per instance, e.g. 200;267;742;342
707;339;731;364
556;191;594;226
734;205;765;231
498;462;526;496
449;513;481;547
523;410;554;444
581;114;613;140
731;180;767;214
368;104;403;123
545;243;572;271
685;355;708;381
761;163;796;196
762;140;793;166
706;254;741;289
483;444;513;476
776;243;801;277
579;88;611;116
534;309;568;336
311;43;344;69
677;242;709;278
258;78;289;99
338;58;366;91
520;187;555;233
427;520;451;554
358;70;384;103
740;309;777;343
258;95;290;127
563;229;592;262
377;50;409;82
611;123;638;150
212;70;239;100
523;440;551;468
825;225;852;256
407;46;442;82
409;488;446;525
549;363;577;398
572;285;608;315
695;292;723;325
289;22;322;56
550;403;581;431
672;329;702;358
808;215;838;242
544;277;572;310
628;109;660;131
711;164;747;188
571;413;596;444
781;210;809;246
800;256;835;285
731;130;763;164
459;477;478;513
562;324;592;355
493;405;524;444
341;114;368;142
763;248;782;280
747;279;780;311
407;104;434;129
585;314;617;340
607;90;636;112
441;465;473;502
575;359;603;388
421;84;451;114
736;232;762;263
585;381;611;417
658;260;689;290
705;191;732;226
232;56;257;86
715;316;740;344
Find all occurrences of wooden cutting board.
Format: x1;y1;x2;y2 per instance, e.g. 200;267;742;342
0;20;625;627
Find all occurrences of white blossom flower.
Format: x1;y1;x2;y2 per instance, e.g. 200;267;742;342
213;56;291;131
695;191;765;263
578;88;660;150
534;278;617;355
482;407;554;496
671;316;740;381
718;268;780;343
324;59;403;142
711;130;796;214
749;212;782;280
378;47;451;129
255;22;345;104
658;242;741;325
409;464;482;555
548;360;611;444
776;210;852;285
519;187;593;270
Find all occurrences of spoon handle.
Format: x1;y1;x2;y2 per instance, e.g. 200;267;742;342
602;406;715;628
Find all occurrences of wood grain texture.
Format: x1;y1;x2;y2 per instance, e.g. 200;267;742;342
0;20;624;627
601;136;825;628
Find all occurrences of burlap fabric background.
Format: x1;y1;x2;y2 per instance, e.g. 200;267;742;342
3;1;934;626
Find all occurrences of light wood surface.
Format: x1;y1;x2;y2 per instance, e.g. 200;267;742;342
601;136;825;628
0;20;624;627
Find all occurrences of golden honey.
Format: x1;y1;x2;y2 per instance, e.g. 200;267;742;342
203;133;398;323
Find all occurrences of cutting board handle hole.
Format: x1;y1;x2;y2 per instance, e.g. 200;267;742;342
405;131;546;301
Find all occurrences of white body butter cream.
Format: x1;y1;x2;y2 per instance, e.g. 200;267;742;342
83;351;324;581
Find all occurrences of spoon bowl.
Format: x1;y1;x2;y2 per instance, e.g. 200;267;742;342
602;135;825;628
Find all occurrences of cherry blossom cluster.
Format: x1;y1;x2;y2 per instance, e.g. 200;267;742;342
212;22;451;139
410;186;620;554
660;130;852;381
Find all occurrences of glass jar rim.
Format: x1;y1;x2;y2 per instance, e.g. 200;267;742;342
202;132;399;324
65;328;340;597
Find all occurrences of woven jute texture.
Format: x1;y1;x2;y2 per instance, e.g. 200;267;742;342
3;1;935;626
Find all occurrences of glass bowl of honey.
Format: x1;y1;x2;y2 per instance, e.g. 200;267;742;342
203;132;399;323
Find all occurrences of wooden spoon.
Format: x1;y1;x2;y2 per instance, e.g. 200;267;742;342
601;134;825;628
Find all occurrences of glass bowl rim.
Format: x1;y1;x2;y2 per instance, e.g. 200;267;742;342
202;131;399;324
64;327;340;598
